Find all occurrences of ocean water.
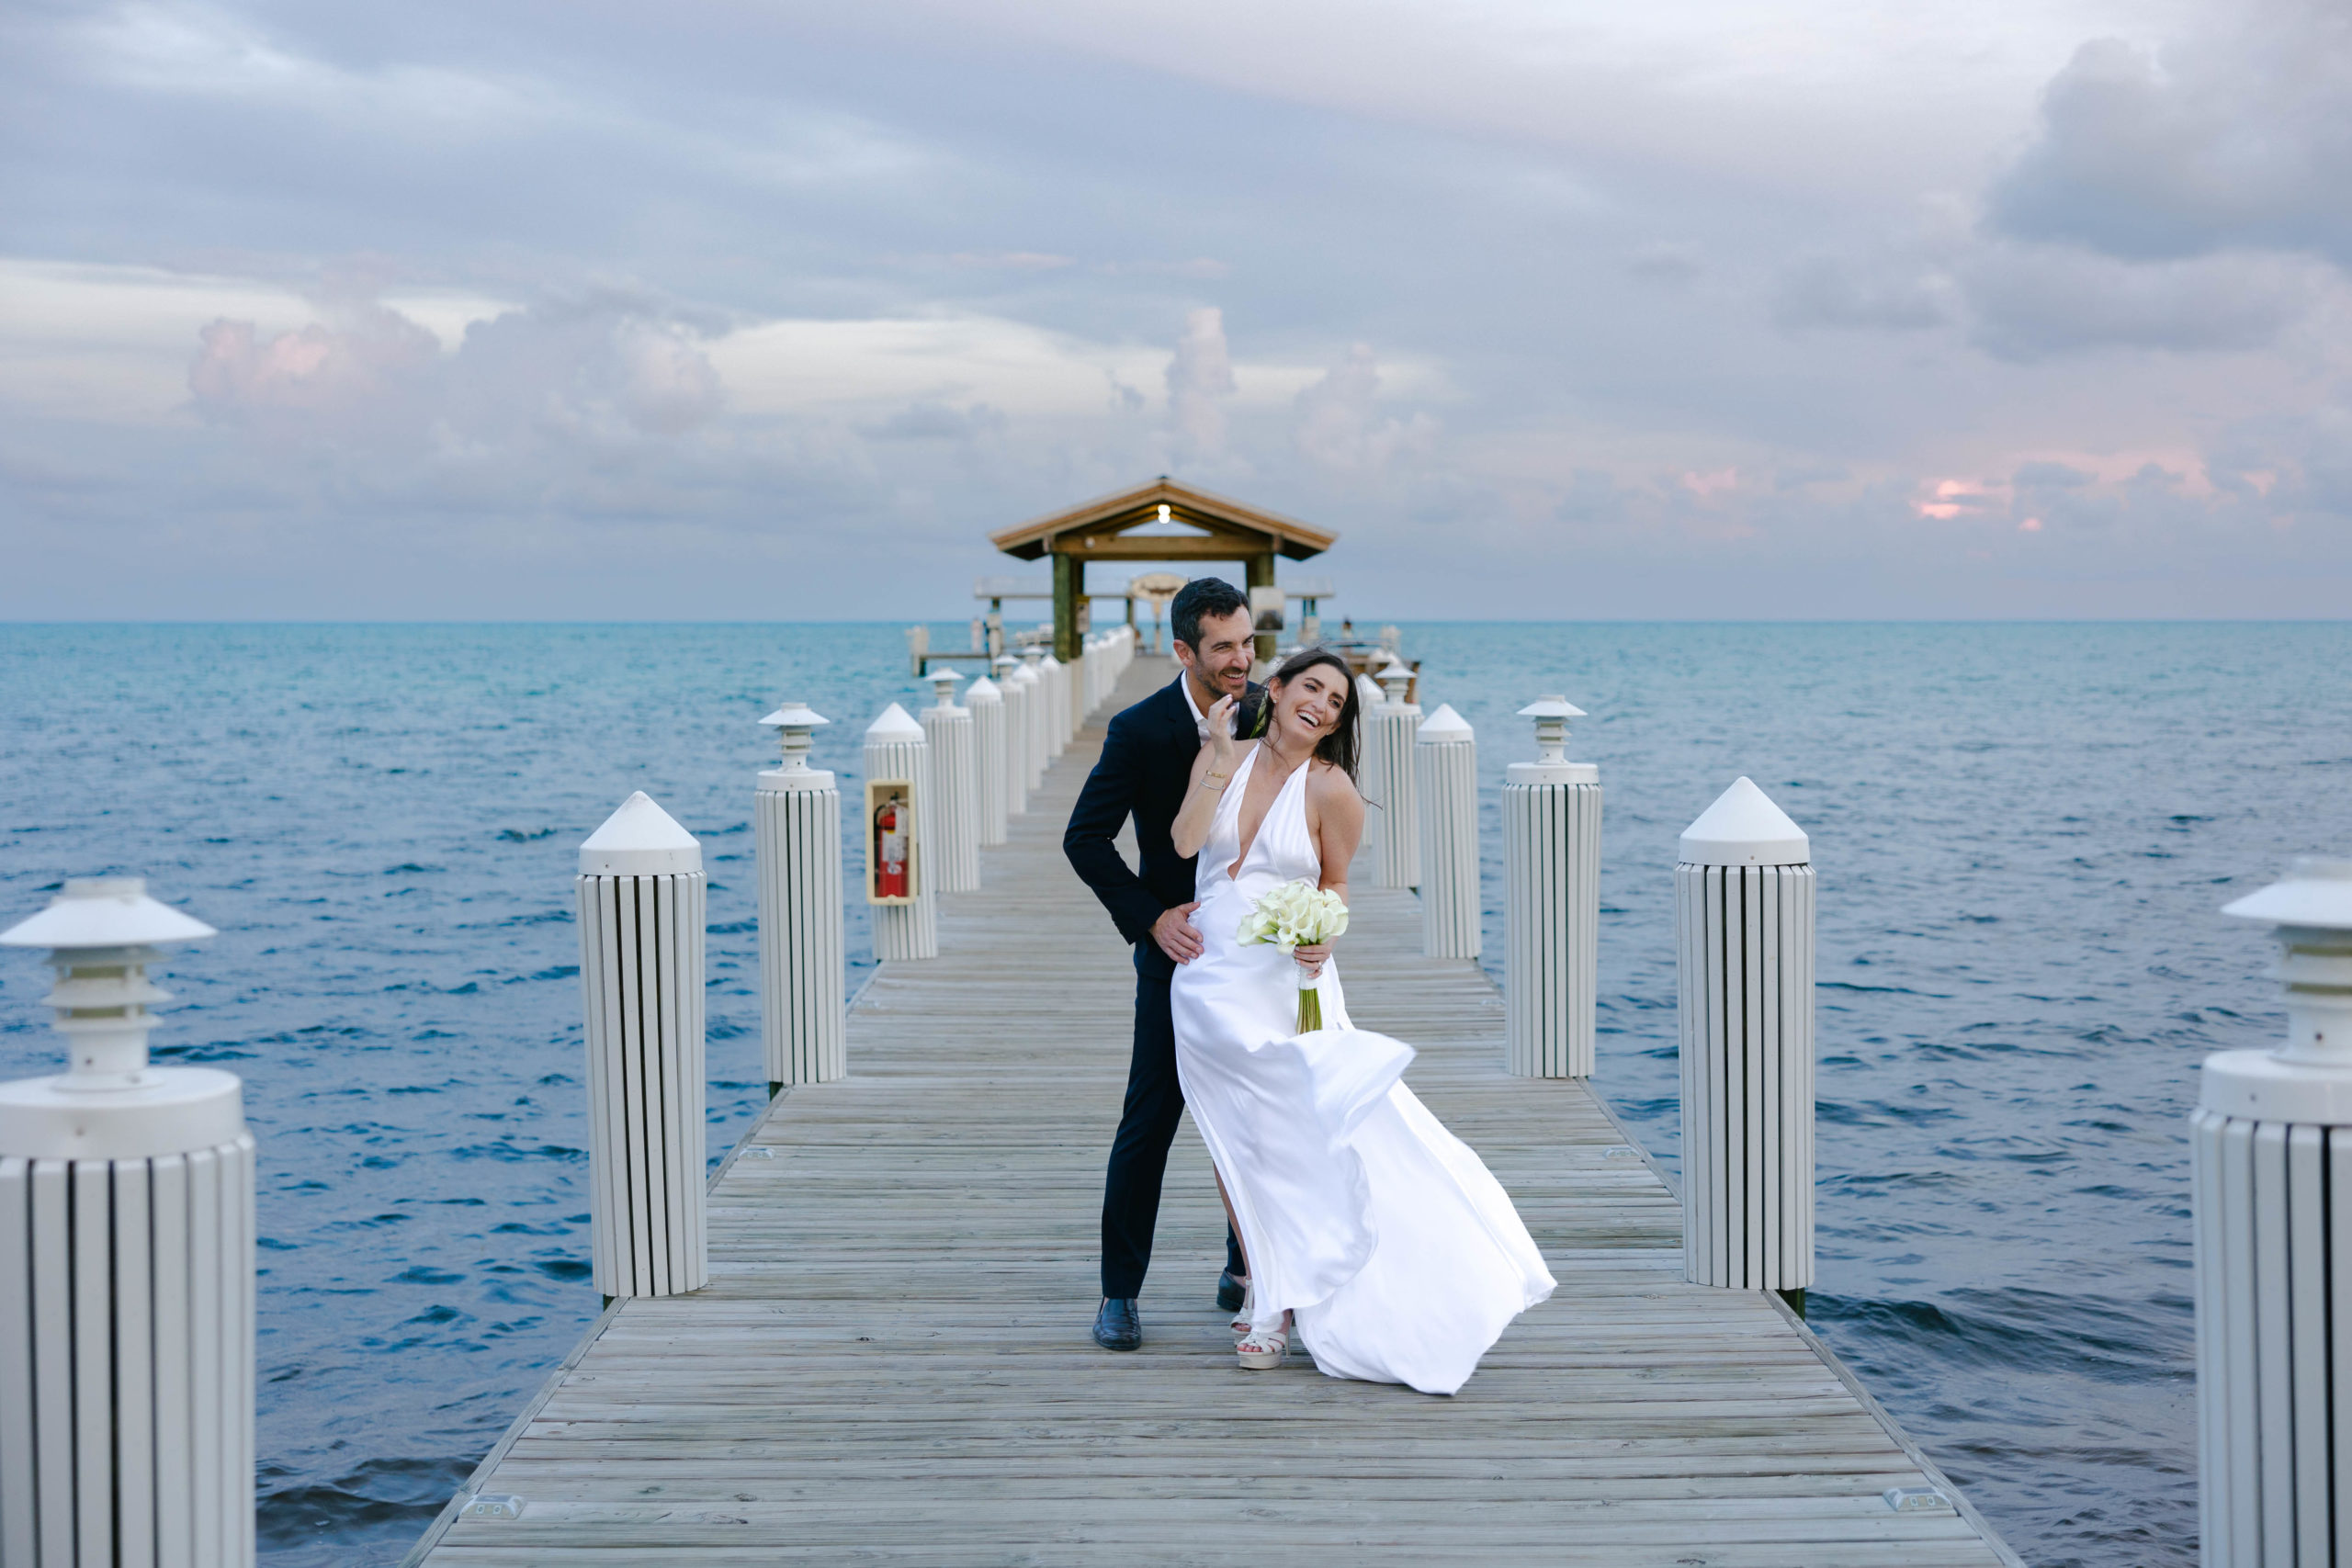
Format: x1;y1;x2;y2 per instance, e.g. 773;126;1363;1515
0;620;2344;1567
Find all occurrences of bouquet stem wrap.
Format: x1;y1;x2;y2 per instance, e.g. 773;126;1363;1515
1237;878;1350;1035
1296;964;1323;1033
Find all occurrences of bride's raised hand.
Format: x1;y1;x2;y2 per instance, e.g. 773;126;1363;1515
1204;694;1239;769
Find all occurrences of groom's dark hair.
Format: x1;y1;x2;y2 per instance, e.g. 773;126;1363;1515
1170;577;1250;653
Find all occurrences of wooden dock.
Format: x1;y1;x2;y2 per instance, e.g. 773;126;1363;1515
407;654;2021;1567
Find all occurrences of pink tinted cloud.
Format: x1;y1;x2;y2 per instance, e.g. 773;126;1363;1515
1914;476;2011;520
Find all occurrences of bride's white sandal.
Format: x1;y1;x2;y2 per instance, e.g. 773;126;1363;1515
1229;1278;1253;1338
1236;1318;1288;1371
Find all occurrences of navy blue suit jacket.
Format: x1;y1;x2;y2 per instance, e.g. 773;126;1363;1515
1064;676;1263;978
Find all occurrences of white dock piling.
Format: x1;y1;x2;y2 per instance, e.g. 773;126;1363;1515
1415;703;1480;959
0;879;253;1568
1505;694;1601;1078
967;674;1008;846
1372;664;1421;890
864;705;939;961
921;671;980;895
995;655;1032;818
1039;652;1069;758
2195;857;2352;1567
578;792;708;1300
1355;671;1385;869
1676;777;1815;1295
755;703;844;1090
1018;649;1048;792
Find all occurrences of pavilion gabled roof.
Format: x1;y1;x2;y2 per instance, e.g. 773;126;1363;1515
989;477;1335;562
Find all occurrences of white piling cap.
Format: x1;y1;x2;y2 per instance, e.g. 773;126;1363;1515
757;701;830;734
865;702;925;742
1416;703;1474;744
928;668;965;692
1516;694;1587;723
966;676;1001;700
2222;857;2352;932
1679;777;1809;866
0;878;216;951
1039;652;1061;668
580;791;702;876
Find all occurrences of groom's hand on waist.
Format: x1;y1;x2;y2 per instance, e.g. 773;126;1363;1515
1151;902;1204;964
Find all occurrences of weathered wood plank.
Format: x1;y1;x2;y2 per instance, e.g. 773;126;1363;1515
407;654;2019;1568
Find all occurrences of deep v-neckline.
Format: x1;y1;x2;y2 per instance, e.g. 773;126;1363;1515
1226;744;1306;882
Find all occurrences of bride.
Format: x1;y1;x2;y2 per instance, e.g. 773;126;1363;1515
1169;648;1555;1393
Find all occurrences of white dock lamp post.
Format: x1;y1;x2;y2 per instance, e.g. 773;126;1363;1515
0;879;254;1568
756;702;845;1092
1373;664;1421;891
1414;703;1480;959
1505;694;1600;1078
1676;778;1815;1306
2197;856;2352;1567
967;672;1008;847
921;670;982;894
578;792;708;1301
994;655;1031;818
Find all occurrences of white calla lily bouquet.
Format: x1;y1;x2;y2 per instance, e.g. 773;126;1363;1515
1237;878;1351;1032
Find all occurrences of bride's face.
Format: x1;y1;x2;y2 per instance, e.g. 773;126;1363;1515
1271;663;1349;747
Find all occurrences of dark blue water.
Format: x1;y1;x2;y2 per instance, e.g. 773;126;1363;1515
1;622;2344;1567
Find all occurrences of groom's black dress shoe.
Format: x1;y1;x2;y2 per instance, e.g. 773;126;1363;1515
1093;1297;1142;1351
1216;1269;1246;1314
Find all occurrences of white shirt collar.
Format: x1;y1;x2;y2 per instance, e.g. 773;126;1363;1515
1176;671;1211;742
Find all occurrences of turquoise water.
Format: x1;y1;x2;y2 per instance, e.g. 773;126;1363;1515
1;621;2345;1566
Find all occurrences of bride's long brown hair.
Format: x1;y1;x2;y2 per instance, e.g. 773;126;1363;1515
1250;648;1363;782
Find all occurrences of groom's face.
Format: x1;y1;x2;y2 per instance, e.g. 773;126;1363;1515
1176;606;1255;699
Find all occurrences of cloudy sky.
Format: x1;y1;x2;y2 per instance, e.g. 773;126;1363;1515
4;0;2346;619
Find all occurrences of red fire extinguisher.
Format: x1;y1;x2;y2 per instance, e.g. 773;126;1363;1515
874;797;909;898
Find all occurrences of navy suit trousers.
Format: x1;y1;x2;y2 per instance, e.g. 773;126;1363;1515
1102;945;1245;1299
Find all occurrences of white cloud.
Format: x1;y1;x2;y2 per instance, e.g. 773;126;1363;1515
1961;243;2324;361
1989;3;2352;268
1293;344;1437;472
709;314;1165;418
1773;254;1956;332
1165;306;1236;455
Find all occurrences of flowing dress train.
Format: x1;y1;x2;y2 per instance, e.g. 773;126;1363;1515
1170;744;1555;1395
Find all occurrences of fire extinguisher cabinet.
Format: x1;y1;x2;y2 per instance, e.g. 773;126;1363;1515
864;704;938;961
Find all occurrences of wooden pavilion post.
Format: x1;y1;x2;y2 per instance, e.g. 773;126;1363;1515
1053;555;1084;663
1246;551;1277;663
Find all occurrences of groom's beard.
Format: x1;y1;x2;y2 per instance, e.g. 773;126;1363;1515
1187;663;1250;707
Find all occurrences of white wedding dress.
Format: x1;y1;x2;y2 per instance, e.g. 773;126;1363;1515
1170;743;1555;1394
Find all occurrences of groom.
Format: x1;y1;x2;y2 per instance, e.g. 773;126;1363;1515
1065;576;1262;1352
